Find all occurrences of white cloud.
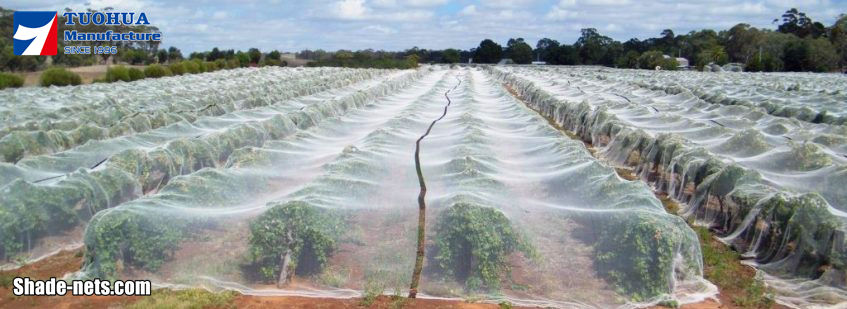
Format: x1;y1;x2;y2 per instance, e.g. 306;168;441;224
331;0;369;20
211;11;228;19
3;0;844;53
480;0;537;9
546;6;577;20
363;24;397;34
405;0;448;7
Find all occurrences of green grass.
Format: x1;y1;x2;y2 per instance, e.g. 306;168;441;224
0;273;15;288
127;289;237;309
317;265;349;287
695;227;775;308
359;275;385;306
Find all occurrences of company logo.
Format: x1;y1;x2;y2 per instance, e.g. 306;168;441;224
13;11;58;56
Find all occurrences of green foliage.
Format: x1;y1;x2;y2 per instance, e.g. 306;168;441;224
128;67;145;81
637;50;677;70
474;39;503;63
787;142;832;171
308;53;417;69
660;57;679;70
183;61;201;74
442;48;461;63
248;48;262;64
498;301;513;309
227;59;240;69
433;202;534;291
0;72;24;89
194;60;208;73
593;212;693;302
127;289;238;309
696;227;775;308
506;38;533;64
267;50;282;60
39;67;81;87
404;54;419;68
616;50;640;68
205;61;219;71
360;273;385;306
105;65;131;82
0;273;15;288
317;265;349;287
783;37;839;72
168;62;187;75
156;49;169;64
575;28;619;66
696;45;729;67
260;58;285;67
246;201;341;282
121;48;151;65
83;209;183;279
236;52;251;67
144;64;172;78
214;58;228;70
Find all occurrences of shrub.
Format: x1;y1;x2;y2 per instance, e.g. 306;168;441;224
205;61;218;71
104;65;131;82
195;60;208;72
214;59;228;70
592;212;696;302
227;59;240;69
144;64;172;78
183;61;201;74
433;202;534;291
245;201;342;284
39;67;82;87
128;67;145;81
168;62;187;75
0;72;24;89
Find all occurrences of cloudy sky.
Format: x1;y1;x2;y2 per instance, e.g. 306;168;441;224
6;0;845;53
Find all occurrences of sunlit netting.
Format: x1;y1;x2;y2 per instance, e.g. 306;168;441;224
489;65;847;307
1;65;843;308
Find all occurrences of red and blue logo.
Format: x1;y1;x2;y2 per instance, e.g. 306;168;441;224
13;11;58;56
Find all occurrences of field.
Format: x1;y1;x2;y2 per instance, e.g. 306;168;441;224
0;65;845;308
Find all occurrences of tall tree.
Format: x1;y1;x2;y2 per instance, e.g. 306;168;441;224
506;38;533;64
442;48;460;63
474;39;503;63
248;48;262;64
829;14;847;68
575;28;615;65
775;8;826;38
207;47;223;61
535;38;560;63
167;46;183;61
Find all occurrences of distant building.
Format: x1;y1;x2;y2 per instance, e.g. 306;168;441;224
676;57;689;69
531;61;547;65
663;54;690;69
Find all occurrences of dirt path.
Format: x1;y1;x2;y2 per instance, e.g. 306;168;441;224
0;249;519;309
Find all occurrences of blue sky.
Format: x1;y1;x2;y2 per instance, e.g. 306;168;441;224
6;0;845;53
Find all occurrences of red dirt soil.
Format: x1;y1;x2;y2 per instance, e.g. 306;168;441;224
0;249;752;309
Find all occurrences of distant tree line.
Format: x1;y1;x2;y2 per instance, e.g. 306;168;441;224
295;9;844;72
1;7;844;73
475;8;844;72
